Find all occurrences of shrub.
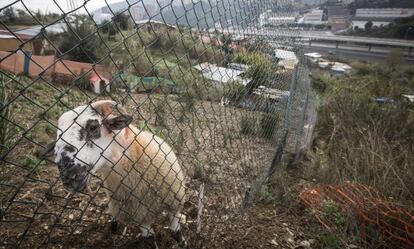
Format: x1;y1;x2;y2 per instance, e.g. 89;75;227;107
240;115;256;135
260;113;279;138
232;52;274;93
223;81;247;102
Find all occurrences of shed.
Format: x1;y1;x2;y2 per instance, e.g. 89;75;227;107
275;49;298;70
402;94;414;103
90;75;110;94
304;52;322;63
0;30;34;52
193;63;249;85
114;73;178;94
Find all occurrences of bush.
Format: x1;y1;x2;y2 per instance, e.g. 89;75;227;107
232;52;274;93
260;113;279;138
240;115;256;135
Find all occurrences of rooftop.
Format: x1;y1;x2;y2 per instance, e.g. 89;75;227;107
304;52;322;58
135;19;177;29
193;63;248;84
274;49;298;61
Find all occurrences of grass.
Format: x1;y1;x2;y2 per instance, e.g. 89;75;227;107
305;62;414;204
0;74;18;159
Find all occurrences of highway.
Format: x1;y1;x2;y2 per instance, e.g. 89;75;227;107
221;27;414;49
302;45;414;64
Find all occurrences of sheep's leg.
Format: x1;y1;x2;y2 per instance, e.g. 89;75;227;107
109;218;118;232
169;213;189;249
140;224;158;249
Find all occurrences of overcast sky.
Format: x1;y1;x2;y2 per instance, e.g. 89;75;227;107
1;0;124;14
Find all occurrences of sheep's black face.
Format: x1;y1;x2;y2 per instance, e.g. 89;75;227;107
53;101;133;193
54;106;108;193
57;149;91;192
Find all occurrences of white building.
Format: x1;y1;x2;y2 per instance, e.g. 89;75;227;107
304;52;323;63
193;63;250;85
352;8;414;30
259;10;297;27
93;13;113;25
274;49;298;69
303;9;326;25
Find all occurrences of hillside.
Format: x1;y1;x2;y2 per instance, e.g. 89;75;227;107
92;0;262;28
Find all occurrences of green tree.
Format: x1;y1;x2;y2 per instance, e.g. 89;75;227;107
113;12;130;30
59;16;105;63
1;7;16;23
365;21;373;30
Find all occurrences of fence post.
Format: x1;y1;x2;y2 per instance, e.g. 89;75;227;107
293;92;309;162
23;50;32;76
239;65;300;214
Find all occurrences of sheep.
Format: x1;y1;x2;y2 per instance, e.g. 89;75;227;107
50;100;188;249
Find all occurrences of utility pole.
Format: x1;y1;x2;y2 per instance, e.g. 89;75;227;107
405;27;412;40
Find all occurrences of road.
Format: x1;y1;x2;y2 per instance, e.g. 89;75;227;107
301;43;414;64
223;27;414;49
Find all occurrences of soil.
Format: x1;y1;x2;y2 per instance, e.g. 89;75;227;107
0;91;314;249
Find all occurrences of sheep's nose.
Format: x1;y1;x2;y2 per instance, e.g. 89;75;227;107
57;157;89;192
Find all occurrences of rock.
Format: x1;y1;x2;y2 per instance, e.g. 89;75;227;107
298;240;311;248
270;239;279;246
68;214;74;220
286;238;295;244
286;228;295;237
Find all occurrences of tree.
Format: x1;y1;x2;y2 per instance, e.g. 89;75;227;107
113;12;130;30
365;21;373;30
1;7;16;23
59;17;105;63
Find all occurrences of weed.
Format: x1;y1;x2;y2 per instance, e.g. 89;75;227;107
255;185;276;205
24;154;45;175
318;233;343;249
0;74;18;158
240;115;256;135
193;160;202;179
154;98;167;128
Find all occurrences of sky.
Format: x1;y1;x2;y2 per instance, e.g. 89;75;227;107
1;0;124;14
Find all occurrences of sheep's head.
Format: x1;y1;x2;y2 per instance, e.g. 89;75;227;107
52;100;132;192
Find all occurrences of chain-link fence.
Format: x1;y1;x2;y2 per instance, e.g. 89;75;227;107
0;0;312;248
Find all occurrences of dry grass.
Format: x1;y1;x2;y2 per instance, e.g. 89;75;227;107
302;63;414;206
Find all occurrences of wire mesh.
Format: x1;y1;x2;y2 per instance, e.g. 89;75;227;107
0;0;310;248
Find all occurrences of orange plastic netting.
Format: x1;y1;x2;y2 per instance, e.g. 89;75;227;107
299;183;414;248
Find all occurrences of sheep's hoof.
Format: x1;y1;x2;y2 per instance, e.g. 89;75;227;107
146;235;159;249
109;219;118;233
171;230;189;249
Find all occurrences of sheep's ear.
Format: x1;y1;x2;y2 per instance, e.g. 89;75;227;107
40;141;56;159
103;114;133;130
92;100;133;130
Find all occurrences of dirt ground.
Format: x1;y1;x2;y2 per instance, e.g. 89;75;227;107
0;90;312;248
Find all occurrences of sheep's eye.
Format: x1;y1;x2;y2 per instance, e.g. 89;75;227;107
85;119;101;140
